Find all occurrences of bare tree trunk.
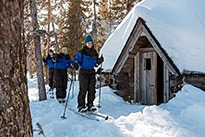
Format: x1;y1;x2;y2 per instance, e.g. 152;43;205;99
30;0;47;101
27;55;34;78
0;0;33;136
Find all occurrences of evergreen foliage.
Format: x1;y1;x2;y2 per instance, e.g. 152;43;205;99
24;0;141;75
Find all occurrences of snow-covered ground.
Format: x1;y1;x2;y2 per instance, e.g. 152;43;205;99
28;1;205;136
29;78;205;137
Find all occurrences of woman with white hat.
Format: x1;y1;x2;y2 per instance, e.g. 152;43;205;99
54;46;73;103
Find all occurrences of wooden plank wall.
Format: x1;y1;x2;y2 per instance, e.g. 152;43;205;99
163;64;170;102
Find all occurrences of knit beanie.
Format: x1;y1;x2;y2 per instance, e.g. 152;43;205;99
84;35;93;44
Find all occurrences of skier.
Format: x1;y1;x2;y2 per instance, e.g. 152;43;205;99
53;46;73;103
43;49;55;91
73;35;104;113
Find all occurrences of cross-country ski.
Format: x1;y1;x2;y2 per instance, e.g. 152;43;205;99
66;107;100;121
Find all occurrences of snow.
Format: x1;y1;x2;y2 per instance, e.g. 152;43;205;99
29;78;205;137
101;0;205;73
28;0;205;136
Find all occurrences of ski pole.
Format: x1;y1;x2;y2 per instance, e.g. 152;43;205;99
97;63;102;108
71;69;75;99
61;79;73;119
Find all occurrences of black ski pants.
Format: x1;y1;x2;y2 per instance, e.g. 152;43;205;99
48;68;54;89
78;69;96;108
54;69;68;99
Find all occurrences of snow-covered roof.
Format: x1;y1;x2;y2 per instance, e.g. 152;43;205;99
100;0;205;73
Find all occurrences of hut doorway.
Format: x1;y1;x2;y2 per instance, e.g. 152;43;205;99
135;48;164;105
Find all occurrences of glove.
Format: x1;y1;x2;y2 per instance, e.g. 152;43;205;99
96;67;104;74
53;54;58;62
96;56;104;65
51;58;55;64
42;58;46;63
72;62;79;70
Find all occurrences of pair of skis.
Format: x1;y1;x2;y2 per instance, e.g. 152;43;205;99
63;106;109;121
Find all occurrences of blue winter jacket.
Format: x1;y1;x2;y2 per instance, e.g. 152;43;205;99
44;55;54;68
74;47;98;70
54;53;73;70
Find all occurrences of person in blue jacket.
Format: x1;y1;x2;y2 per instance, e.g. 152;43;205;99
53;46;73;103
43;49;55;91
73;35;104;113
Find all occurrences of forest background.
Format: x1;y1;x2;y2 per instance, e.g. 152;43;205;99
26;0;142;78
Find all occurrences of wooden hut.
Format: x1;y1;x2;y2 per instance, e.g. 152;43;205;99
99;17;205;105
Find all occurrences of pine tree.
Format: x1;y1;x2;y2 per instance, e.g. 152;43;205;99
37;0;60;49
96;0;142;51
60;0;86;56
94;0;115;51
95;19;109;52
99;0;115;34
84;0;93;30
0;0;33;136
111;0;140;24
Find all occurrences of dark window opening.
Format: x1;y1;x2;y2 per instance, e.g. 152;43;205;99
145;58;151;70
